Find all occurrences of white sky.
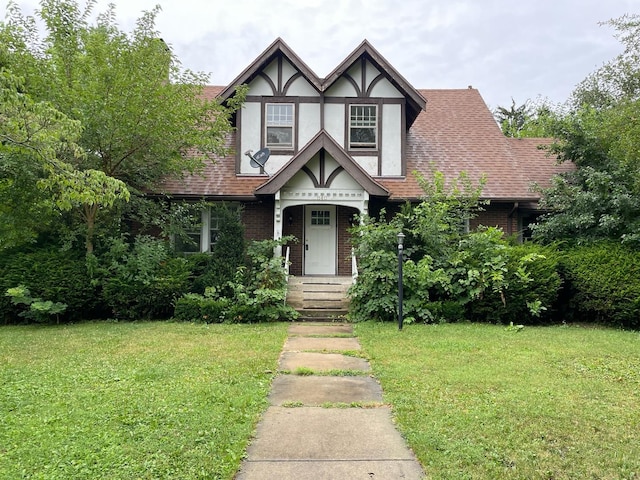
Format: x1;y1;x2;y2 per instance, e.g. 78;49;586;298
5;0;638;110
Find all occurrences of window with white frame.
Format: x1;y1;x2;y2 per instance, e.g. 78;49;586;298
310;209;331;226
174;209;204;254
349;104;377;149
266;103;294;149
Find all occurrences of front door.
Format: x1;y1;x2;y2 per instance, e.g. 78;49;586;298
304;205;336;275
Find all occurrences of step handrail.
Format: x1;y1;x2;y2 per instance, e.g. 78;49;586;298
351;247;358;283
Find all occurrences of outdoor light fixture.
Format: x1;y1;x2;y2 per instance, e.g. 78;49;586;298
397;232;405;331
288;215;293;226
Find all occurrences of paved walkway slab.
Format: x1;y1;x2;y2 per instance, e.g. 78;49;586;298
235;320;426;479
283;336;361;351
278;352;370;372
288;324;353;336
268;375;383;405
236;459;425;479
242;407;420;461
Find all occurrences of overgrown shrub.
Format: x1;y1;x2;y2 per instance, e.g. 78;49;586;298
560;242;640;328
188;204;246;294
173;293;230;323
465;242;563;324
348;172;558;324
0;247;98;323
94;235;191;320
173;237;299;323
5;285;67;323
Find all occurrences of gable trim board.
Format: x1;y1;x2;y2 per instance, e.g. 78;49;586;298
158;39;573;274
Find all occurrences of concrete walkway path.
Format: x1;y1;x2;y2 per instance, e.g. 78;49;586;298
235;323;425;479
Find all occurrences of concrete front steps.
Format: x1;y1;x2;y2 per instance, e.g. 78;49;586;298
286;276;352;321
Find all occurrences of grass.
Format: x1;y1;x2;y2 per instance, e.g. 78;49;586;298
356;321;640;480
0;321;288;480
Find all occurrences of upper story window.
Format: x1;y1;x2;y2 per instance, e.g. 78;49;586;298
266;103;294;149
349;104;377;149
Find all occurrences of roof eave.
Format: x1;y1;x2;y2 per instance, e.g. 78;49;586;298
322;40;426;114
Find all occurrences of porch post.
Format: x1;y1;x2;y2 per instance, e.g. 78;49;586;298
273;191;283;257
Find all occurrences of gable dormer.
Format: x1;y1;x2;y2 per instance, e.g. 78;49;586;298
218;39;425;178
321;41;425;178
219;38;323;176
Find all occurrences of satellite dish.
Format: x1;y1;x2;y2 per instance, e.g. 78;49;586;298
245;148;270;169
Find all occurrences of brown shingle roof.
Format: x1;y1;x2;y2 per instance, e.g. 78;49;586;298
379;88;572;201
160;87;572;201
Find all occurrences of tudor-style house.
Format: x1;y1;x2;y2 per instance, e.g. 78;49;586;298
161;38;572;277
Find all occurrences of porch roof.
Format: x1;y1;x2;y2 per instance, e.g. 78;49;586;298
254;130;389;197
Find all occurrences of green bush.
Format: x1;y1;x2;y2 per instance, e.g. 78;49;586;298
465;242;563;324
560;242;640;328
96;235;191;320
188;205;246;294
5;285;67;323
173;293;229;323
348;212;560;325
0;247;98;323
173;238;299;323
348;250;399;322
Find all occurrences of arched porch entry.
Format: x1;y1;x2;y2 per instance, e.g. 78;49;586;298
254;132;389;276
281;203;362;276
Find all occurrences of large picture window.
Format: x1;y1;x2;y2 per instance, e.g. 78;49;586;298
266;103;294;149
349;104;377;149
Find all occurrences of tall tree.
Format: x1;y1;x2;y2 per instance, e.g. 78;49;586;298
495;98;531;137
494;97;558;138
0;0;244;252
0;67;128;252
533;14;640;245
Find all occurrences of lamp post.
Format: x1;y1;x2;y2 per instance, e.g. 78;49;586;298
397;232;405;331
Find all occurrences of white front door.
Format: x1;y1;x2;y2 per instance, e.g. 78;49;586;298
304;205;336;275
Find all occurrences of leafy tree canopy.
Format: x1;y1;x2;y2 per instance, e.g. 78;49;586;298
494;97;560;138
0;0;245;252
533;14;640;246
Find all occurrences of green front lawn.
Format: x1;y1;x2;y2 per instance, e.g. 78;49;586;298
0;321;288;480
356;322;640;479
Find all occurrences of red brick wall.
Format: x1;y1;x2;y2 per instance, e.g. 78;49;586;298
241;200;274;242
282;205;304;276
471;203;518;235
337;206;358;276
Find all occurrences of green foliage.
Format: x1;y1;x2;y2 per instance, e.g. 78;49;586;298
0;1;245;253
5;285;67;323
173;293;230;323
465;242;562;324
95;235;191;320
349;171;557;325
560;242;640;328
174;237;299;323
494;97;559;138
535;14;640;246
0;67;84;251
0;247;98;323
188;204;246;294
534;107;640;245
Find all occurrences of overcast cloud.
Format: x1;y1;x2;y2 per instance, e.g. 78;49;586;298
5;0;637;110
